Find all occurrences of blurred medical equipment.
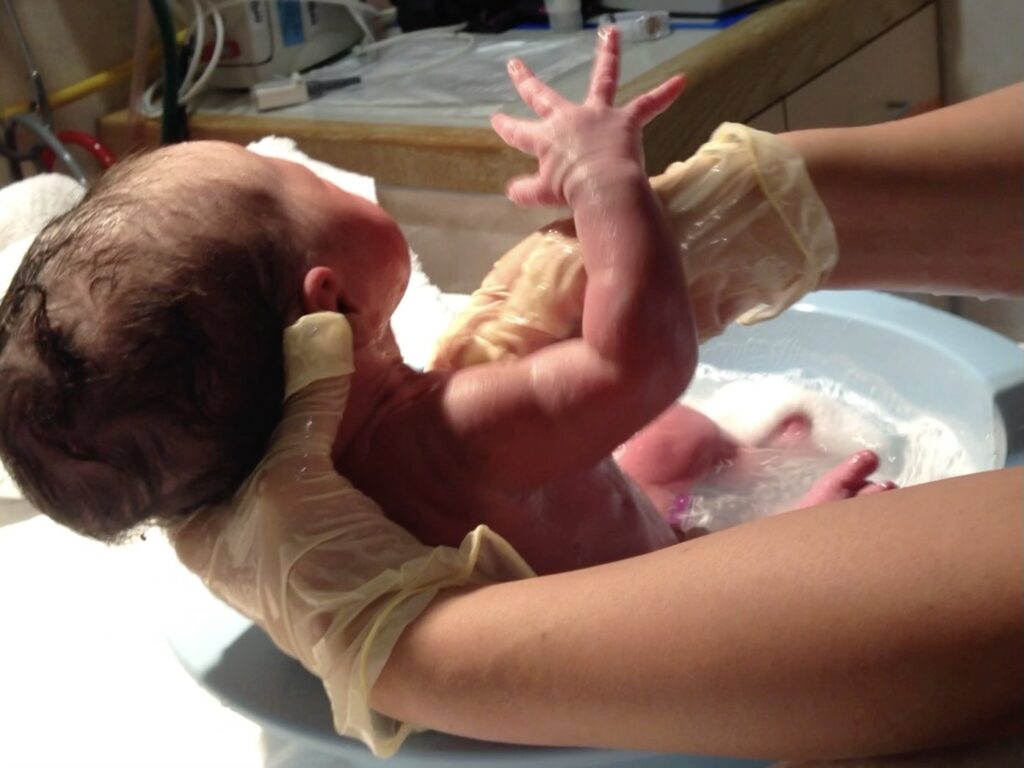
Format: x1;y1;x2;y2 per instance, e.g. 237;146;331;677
2;115;88;185
1;46;170;122
143;0;188;142
136;1;403;117
251;73;359;110
206;0;366;89
607;0;757;14
1;0;51;125
39;131;117;172
0;0;99;184
250;21;474;111
139;0;220;133
142;0;357;136
0;1;186;124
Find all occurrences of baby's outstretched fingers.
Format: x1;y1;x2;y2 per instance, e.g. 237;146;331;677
624;74;688;127
504;173;563;208
493;32;683;207
490;113;561;206
490;112;543;156
507;58;569;118
586;25;621;106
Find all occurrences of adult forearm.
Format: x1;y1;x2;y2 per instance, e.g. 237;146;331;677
783;83;1023;298
373;467;1024;759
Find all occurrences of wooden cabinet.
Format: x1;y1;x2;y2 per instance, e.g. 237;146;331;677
747;5;949;310
747;4;941;132
747;101;787;133
786;4;940;129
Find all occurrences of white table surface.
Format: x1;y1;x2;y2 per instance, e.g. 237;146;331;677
0;510;269;768
2;510;1017;768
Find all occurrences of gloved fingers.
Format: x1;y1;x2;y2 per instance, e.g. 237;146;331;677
624;74;687;127
490;113;545;156
585;25;620;107
271;375;351;459
505;174;565;207
506;57;570;118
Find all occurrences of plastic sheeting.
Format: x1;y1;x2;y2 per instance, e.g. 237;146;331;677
195;26;718;125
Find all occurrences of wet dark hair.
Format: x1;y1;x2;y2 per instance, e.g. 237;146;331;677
0;148;306;541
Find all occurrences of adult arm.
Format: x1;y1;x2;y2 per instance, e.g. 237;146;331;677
373;467;1024;760
783;83;1023;297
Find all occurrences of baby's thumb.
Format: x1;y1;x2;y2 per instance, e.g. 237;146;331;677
505;175;563;208
491;113;542;156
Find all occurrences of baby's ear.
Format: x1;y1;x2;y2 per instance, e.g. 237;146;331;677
302;266;344;314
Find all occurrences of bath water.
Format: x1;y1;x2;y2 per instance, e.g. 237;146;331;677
678;363;988;534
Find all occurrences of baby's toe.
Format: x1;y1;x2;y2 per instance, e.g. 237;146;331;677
794;449;881;508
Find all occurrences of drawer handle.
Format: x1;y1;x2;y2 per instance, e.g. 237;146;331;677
886;99;912;119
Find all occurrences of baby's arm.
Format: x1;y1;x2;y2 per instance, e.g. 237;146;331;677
442;29;696;487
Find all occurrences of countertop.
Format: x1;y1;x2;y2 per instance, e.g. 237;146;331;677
98;0;933;193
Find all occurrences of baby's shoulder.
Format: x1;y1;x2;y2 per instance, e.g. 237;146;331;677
345;367;473;474
367;368;456;445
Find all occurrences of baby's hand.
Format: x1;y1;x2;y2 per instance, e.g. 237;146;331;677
491;26;685;208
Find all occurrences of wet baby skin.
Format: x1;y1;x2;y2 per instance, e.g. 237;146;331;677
306;31;688;573
258;30;885;574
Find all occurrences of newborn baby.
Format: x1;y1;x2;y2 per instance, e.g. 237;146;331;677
0;29;895;755
0;30;885;575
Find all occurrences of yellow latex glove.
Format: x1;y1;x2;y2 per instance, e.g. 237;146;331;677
430;122;838;370
170;312;534;757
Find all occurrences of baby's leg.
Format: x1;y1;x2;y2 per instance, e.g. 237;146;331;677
617;405;896;532
793;449;896;508
752;414;897;506
616;403;740;526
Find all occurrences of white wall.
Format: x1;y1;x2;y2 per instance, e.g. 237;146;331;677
937;0;1024;341
938;0;1024;101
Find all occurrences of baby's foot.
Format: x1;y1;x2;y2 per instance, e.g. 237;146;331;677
795;449;897;508
760;412;812;449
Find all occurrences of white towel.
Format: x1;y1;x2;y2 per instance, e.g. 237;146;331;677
0;173;86;294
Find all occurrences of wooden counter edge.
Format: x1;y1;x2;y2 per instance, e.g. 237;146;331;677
99;0;933;194
625;0;934;174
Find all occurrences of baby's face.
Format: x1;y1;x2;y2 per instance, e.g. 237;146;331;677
180;142;411;335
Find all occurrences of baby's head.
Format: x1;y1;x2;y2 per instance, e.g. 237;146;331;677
0;141;409;541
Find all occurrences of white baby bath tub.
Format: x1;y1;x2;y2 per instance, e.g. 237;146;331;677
701;290;1023;471
163;290;1024;768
